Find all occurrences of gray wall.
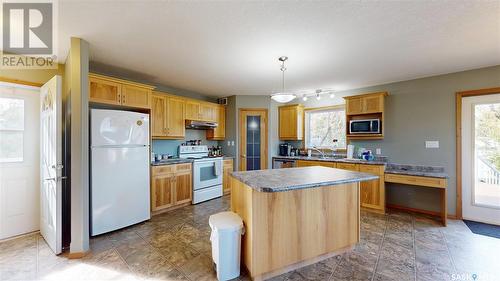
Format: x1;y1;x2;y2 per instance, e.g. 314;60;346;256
65;37;90;254
222;95;280;169
89;62;217;102
287;65;500;215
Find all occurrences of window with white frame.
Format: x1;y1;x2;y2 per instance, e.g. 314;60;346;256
0;97;24;162
305;106;346;149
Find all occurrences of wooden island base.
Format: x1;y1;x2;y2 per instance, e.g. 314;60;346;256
230;177;360;280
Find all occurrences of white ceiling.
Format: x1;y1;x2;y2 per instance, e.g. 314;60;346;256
58;1;500;97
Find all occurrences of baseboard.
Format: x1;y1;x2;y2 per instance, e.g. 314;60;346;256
67;251;88;259
151;201;191;216
387;204;457;220
0;230;39;243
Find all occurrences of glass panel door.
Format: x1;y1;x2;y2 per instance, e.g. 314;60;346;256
246;116;261;170
474;102;500;208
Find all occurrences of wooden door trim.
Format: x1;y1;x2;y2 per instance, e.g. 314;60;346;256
455;87;500;219
239;108;268;171
0;77;43;87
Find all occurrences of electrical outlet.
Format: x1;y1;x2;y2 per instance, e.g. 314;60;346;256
231;141;235;146
227;141;231;146
425;141;439;148
376;148;382;155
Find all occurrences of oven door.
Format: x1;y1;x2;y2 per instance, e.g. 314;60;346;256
193;159;223;190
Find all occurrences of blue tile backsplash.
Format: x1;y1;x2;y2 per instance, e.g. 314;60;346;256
152;129;219;157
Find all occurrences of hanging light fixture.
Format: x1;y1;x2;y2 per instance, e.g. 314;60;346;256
271;56;296;103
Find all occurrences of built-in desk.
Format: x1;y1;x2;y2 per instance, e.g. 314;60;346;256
384;173;448;226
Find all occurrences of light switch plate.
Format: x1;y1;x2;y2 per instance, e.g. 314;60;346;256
227;141;231;146
376;148;382;155
231;141;235;146
425;141;439;148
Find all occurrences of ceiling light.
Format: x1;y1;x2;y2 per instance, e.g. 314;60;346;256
316;93;321;100
302;95;308;101
272;93;296;103
270;56;296;103
330;93;335;98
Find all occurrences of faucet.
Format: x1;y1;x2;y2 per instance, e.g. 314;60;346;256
311;147;327;159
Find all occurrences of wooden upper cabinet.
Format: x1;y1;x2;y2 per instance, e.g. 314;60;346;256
185;100;217;122
279;104;304;140
89;73;154;109
166;96;185;138
185;100;201;120
89;76;122;105
346;97;364;115
151;92;185;139
363;95;384;114
344;92;387;115
207;105;225;140
200;103;217;122
121;84;151;109
151;94;167;137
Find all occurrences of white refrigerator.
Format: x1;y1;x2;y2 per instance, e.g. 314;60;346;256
90;109;150;236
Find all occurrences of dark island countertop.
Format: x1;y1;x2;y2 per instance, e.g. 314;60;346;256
231;166;379;193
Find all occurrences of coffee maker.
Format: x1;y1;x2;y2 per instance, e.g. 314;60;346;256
279;143;291;156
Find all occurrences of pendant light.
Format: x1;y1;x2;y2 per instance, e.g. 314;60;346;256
271;56;296;103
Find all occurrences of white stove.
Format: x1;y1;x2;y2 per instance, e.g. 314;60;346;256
179;146;223;204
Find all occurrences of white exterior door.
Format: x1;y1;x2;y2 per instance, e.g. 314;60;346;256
462;93;500;225
0;83;40;240
40;76;62;254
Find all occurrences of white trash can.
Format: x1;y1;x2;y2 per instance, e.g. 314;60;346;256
209;211;245;281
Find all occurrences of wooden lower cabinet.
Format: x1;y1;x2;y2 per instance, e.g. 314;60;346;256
151;173;175;211
151;163;192;213
296;160;336;168
174;171;192;205
358;164;385;213
223;159;233;195
295;160;385;213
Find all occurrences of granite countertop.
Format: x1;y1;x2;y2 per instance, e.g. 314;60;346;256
385;163;449;179
273;155;387;165
151;158;193;166
231;166;379;192
223;156;234;160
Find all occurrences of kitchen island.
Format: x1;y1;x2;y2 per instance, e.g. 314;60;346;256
230;166;378;280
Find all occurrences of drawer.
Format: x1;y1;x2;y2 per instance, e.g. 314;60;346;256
223;159;233;167
320;162;336;168
175;163;192;172
336;163;359;171
384;173;446;188
359;164;383;175
152;165;176;175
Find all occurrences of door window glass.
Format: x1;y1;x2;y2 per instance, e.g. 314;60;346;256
474;102;500;207
0;98;24;162
246;116;261;170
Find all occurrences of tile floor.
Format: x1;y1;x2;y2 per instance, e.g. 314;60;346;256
1;195;499;281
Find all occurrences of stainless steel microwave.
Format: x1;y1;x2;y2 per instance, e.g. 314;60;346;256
349;119;380;134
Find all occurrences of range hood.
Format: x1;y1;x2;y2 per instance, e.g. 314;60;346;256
185;120;218;130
